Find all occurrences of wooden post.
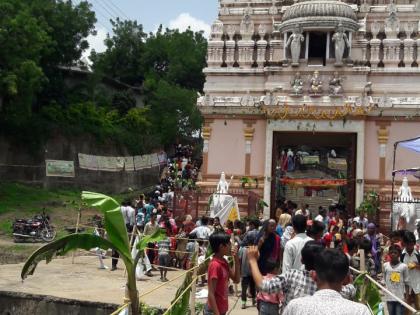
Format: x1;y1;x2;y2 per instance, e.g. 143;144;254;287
124;225;138;278
72;206;82;264
359;249;366;272
230;233;239;297
190;241;199;315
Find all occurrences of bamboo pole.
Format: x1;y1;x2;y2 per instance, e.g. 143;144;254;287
72;206;82;264
190;241;199;315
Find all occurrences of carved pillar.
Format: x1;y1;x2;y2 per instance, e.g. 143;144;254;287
376;122;390;182
370;39;382;68
225;25;236;67
269;39;282;65
403;38;414;67
225;40;236;67
383;4;401;68
202;120;213;177
256;25;267;67
257;39;267;67
416;38;420;64
238;14;255;68
351;33;368;65
403;23;415;67
243;120;256;176
417;38;420;65
382;39;401;68
238;39;255;68
207;20;225;68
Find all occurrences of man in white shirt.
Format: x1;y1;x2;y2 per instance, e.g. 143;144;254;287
121;201;136;232
353;211;369;230
295;204;311;218
190;216;212;240
401;231;420;310
283;249;370;315
282;215;313;273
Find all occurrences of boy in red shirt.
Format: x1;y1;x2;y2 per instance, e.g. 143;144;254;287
205;232;240;315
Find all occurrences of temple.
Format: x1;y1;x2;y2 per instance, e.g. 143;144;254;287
197;0;420;230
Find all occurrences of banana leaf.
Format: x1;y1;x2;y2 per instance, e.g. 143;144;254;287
354;273;382;314
21;233;117;280
167;251;197;315
136;228;167;252
82;191;131;261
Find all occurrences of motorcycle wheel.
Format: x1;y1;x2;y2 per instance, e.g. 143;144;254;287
13;236;24;243
41;227;56;242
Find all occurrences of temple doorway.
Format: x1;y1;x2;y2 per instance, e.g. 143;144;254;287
308;32;327;66
271;131;357;218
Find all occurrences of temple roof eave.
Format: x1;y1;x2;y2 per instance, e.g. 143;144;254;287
275;17;360;33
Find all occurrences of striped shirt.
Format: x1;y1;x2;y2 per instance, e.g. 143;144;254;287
261;269;356;307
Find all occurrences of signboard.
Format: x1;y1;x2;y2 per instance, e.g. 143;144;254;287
301;155;320;165
46;160;75;177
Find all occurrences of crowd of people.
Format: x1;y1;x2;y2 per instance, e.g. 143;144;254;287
110;195;420;315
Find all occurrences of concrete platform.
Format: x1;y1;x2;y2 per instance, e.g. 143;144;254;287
0;255;255;314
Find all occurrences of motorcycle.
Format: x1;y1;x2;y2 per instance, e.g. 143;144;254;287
12;210;56;242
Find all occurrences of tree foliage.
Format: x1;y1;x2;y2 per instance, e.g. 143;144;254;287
0;1;206;153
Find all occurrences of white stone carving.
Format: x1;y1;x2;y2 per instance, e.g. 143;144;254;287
225;25;236;67
285;27;304;66
384;3;400;39
329;72;344;97
241;91;256;107
290;72;304;96
371;21;381;39
369;23;381;68
403;23;414;66
332;23;350;66
257;25;268;67
309;71;323;96
211;20;224;40
240;14;255;40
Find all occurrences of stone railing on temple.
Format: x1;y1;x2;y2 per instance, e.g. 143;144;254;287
207;2;420;70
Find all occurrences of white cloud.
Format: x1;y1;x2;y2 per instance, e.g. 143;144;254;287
82;26;108;62
168;13;211;38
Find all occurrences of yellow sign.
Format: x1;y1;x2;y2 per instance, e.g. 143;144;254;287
228;206;239;222
390;272;401;283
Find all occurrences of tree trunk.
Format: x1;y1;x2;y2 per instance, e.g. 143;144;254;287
126;265;139;314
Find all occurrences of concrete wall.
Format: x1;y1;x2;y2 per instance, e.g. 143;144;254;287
386;122;420;180
0;135;160;193
207;119;246;175
364;121;420;181
0;291;118;315
250;119;266;176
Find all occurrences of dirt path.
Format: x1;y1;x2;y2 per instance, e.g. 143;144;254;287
0;255;255;314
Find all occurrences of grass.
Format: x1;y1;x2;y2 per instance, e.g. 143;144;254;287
0;182;145;237
0;183;81;215
0;219;12;235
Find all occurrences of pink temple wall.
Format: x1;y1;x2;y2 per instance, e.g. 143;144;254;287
364;121;380;180
207;119;246;175
385;122;419;180
250;120;267;176
364;121;420;181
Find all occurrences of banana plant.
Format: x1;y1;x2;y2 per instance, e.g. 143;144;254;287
21;191;166;315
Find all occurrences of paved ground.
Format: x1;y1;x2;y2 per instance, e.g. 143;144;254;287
0;254;255;314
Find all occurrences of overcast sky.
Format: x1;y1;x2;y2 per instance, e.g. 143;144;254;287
82;0;219;58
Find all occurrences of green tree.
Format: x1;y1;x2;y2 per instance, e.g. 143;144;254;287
145;79;202;146
90;19;147;87
143;27;207;91
0;0;96;124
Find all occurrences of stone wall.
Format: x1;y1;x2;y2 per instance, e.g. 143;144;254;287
0;135;161;193
0;291;118;315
